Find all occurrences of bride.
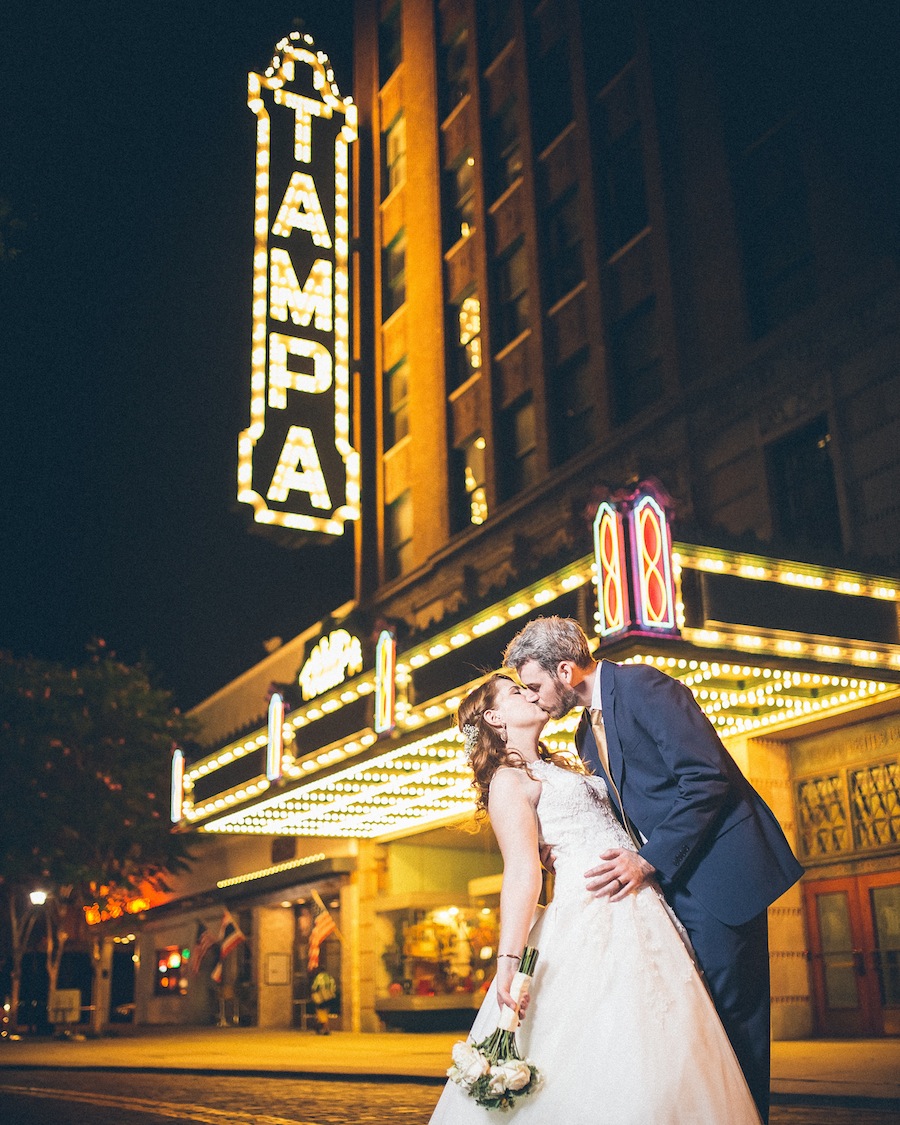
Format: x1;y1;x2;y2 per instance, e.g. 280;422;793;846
428;674;762;1124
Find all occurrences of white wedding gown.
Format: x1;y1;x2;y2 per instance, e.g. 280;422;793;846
428;760;762;1124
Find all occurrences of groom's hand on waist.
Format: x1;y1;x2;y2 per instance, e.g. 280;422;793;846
584;848;656;901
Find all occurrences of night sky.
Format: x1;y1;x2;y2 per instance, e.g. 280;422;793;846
1;1;355;709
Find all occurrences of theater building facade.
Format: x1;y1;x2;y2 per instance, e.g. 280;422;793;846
109;2;900;1039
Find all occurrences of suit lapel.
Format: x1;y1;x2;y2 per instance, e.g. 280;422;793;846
599;661;625;792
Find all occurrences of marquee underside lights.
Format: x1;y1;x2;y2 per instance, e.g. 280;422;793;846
238;33;359;538
176;543;900;840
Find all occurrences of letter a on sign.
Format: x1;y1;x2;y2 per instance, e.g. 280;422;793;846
238;31;359;538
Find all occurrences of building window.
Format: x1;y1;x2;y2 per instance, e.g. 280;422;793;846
609;297;662;424
580;0;637;95
382;230;406;320
529;34;573;154
386;489;413;579
155;946;189;996
601;123;648;256
493;240;529;349
478;0;515;66
485;96;523;202
766;415;843;553
384;359;409;448
734;122;814;337
550;349;598;463
379;5;402;87
438;10;470;118
449;292;482;390
499;396;538;499
445;152;476;246
382;114;406;198
544;187;584;305
452;433;488;530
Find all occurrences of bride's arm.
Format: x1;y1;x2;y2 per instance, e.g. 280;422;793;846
489;767;542;1014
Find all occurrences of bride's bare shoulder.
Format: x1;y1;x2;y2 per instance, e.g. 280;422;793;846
489;764;541;804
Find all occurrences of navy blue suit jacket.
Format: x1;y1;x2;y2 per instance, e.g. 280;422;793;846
575;660;803;926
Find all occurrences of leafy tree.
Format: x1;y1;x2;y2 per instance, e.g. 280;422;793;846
0;643;196;1028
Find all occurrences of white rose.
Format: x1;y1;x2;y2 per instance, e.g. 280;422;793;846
489;1059;533;1093
449;1041;489;1088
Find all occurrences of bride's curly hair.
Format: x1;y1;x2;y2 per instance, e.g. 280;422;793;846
458;673;584;815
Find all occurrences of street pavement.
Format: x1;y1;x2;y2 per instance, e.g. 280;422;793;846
1;1027;899;1108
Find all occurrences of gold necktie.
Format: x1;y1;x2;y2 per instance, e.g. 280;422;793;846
589;708;641;849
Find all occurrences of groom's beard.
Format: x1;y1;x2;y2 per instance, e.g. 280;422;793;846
543;681;582;719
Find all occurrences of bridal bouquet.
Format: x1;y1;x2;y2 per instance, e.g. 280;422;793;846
447;947;542;1110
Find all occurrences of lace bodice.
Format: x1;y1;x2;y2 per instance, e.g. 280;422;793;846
528;759;635;897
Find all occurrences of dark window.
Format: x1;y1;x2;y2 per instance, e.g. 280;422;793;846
766;416;843;552
544;188;584;305
382;114;406;198
713;6;813;337
498;396;538;499
734;123;814;337
382;231;406;320
384;359;409;448
485;97;523;201
608;297;662;423
386;489;413;579
440;23;470;117
601;123;648;255
529;36;573;154
478;0;515;66
379;6;402;87
550;349;598;463
493;240;529;348
449;292;483;391
580;0;636;95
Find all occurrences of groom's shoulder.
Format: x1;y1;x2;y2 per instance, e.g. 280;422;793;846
605;659;679;692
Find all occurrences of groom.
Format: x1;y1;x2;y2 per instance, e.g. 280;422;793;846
504;616;803;1123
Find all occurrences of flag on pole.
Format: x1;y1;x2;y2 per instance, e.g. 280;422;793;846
189;919;216;976
307;907;336;971
210;908;246;983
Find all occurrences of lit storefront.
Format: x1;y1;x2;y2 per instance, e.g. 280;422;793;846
130;481;900;1037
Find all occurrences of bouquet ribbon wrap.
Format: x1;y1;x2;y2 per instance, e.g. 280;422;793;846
446;946;542;1110
498;969;533;1031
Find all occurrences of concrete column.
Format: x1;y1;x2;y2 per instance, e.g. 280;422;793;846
89;936;113;1036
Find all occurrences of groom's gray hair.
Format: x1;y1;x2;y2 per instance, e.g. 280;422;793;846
504;616;595;674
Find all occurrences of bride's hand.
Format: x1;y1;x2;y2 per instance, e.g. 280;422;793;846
495;959;531;1021
584;847;656;900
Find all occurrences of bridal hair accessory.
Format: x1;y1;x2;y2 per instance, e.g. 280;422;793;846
462;723;479;755
446;946;542;1110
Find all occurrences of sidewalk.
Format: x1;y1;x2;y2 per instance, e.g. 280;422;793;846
2;1026;899;1107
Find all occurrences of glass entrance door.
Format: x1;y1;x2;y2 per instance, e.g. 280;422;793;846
805;873;900;1036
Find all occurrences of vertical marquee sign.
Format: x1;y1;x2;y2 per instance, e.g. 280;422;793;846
238;33;359;537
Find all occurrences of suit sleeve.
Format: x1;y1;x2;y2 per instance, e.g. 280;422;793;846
624;666;737;884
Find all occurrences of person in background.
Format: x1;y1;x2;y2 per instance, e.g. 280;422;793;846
310;969;336;1036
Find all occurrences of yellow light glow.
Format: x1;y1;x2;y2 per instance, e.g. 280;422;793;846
238;39;359;538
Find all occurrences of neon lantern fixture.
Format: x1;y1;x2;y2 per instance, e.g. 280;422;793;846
170;747;185;823
374;630;397;733
593;483;678;638
267;692;286;781
238;32;359;538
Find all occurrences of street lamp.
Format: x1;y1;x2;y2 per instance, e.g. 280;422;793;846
29;890;48;906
